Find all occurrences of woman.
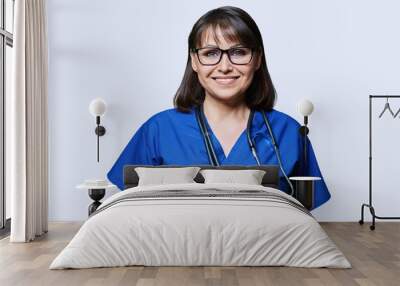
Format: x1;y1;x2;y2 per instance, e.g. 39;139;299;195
107;6;331;209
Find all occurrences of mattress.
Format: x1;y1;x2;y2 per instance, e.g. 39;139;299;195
50;183;350;269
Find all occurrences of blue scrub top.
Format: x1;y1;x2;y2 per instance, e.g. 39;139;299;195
107;107;331;209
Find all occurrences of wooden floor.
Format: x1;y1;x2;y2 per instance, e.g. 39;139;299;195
0;222;399;286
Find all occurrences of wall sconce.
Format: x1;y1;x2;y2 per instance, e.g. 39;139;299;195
297;99;314;169
89;98;107;162
289;99;319;210
298;99;314;136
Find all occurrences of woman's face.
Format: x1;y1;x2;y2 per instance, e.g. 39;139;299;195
190;27;261;105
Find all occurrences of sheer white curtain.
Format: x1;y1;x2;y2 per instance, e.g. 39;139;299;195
8;0;48;242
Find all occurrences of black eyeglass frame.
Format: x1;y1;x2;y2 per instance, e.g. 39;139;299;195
191;47;255;66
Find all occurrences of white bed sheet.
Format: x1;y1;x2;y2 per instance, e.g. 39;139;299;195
50;183;350;269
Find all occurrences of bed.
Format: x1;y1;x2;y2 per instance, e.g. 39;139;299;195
50;165;351;269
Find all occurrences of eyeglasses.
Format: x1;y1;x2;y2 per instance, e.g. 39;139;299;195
192;47;254;66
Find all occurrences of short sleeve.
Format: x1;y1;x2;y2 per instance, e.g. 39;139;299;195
107;120;161;190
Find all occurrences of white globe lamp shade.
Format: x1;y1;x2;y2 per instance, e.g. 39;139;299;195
297;99;314;116
89;98;107;117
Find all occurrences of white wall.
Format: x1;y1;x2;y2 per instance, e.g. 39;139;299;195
47;0;400;221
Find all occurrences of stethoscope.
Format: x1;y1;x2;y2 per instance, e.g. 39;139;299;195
195;104;294;195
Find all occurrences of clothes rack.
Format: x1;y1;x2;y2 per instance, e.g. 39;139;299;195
359;95;400;230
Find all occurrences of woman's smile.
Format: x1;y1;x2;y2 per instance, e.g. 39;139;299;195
212;75;240;85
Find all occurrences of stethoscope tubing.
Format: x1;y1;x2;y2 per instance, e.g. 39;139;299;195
196;105;220;166
195;107;216;166
260;110;294;196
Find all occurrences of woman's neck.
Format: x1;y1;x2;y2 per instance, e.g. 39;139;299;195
203;94;250;123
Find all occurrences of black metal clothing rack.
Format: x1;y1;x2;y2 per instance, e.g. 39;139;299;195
359;95;400;230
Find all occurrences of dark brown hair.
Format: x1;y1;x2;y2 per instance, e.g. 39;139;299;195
173;6;276;112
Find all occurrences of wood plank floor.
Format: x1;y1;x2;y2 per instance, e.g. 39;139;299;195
0;222;399;286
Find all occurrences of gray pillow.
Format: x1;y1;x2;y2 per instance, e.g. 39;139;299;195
135;167;201;186
200;169;266;185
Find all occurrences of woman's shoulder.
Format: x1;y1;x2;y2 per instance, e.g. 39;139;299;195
149;107;194;120
269;109;301;128
142;107;195;127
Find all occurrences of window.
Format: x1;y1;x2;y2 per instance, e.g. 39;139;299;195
0;0;14;234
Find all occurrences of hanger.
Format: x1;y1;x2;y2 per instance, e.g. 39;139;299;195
378;97;395;118
394;107;400;118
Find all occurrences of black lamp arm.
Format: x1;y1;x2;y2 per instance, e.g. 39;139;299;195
304;115;308;126
299;115;309;172
94;116;106;162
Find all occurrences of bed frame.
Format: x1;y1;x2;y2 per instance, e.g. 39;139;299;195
123;165;280;189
